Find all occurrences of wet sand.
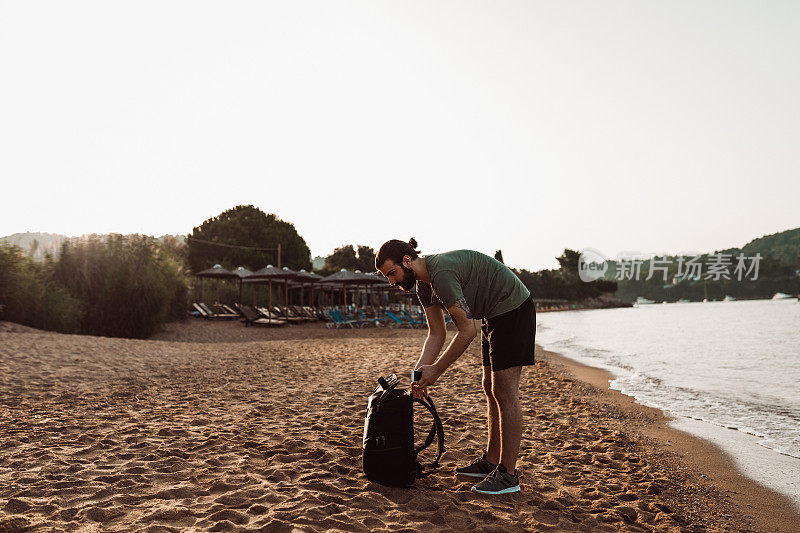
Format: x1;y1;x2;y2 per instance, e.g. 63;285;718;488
1;319;798;531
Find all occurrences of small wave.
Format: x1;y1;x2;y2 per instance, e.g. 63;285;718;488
609;376;800;459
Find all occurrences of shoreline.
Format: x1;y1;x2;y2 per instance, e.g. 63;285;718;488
540;346;800;532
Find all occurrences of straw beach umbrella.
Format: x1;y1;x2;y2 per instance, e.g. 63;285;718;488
195;264;239;304
245;265;297;314
232;266;253;277
294;269;323;307
232;266;253;303
279;266;299;307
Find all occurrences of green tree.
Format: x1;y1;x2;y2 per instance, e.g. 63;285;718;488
319;244;376;275
556;249;581;274
187;205;311;273
494;250;504;264
0;243;83;333
53;235;188;338
356;245;377;272
510;249;618;302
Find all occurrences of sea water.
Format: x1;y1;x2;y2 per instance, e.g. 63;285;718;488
536;298;800;459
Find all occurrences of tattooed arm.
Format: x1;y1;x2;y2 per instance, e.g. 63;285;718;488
452;297;473;320
413;297;477;391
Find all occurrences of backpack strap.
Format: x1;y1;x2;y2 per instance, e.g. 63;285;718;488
412;395;445;478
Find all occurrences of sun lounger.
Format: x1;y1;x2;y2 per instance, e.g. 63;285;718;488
323;309;347;328
284;305;314;321
324;309;365;329
198;302;238;320
401;310;425;328
220;304;239;315
255;307;294;325
291;305;318;321
193;302;235;320
341;310;376;328
356;310;389;327
192;303;210;318
305;306;326;320
287;305;315;321
235;304;287;327
385;311;417;328
271;306;305;323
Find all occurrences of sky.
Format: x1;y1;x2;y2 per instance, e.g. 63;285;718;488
1;1;798;270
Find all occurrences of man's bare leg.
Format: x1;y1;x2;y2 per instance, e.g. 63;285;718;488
482;365;501;465
491;365;523;472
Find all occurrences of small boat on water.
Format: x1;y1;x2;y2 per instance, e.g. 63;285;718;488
772;292;794;300
677;299;690;303
723;295;736;302
635;296;655;305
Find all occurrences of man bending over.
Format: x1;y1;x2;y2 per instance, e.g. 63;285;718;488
376;238;536;495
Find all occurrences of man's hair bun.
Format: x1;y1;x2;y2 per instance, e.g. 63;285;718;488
376;238;421;269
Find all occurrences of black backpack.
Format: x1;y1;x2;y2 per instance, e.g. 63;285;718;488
362;374;445;487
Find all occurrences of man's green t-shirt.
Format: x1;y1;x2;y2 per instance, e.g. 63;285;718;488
416;249;530;319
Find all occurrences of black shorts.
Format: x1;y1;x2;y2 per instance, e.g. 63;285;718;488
481;295;536;371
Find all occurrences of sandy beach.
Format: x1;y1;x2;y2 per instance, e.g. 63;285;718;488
1;320;799;532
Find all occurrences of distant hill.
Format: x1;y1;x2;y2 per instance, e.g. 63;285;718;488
715;227;800;266
1;232;186;261
0;232;68;260
607;226;800;303
740;227;800;266
159;234;186;245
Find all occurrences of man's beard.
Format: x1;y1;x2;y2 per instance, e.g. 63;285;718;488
399;264;416;291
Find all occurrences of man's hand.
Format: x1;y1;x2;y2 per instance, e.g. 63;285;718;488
411;364;441;399
410;382;428;399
